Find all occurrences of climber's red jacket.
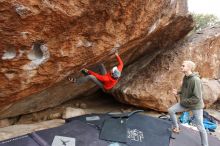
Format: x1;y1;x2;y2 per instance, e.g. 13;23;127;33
88;55;123;90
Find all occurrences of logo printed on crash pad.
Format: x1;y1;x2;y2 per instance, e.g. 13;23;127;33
127;129;144;142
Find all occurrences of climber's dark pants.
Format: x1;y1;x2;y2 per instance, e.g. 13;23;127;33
76;64;107;91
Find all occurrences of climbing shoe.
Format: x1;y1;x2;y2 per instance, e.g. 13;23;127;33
81;69;89;76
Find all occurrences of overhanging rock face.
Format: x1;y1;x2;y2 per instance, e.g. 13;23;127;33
114;26;220;112
0;0;193;118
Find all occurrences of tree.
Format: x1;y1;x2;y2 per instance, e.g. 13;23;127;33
192;13;220;31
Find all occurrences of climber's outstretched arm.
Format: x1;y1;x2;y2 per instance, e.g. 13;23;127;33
115;52;123;71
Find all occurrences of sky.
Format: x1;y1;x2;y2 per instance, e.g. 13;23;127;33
188;0;220;19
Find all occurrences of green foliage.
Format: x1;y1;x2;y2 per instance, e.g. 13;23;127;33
192;13;220;31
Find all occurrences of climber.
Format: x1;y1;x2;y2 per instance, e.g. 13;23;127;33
68;49;123;92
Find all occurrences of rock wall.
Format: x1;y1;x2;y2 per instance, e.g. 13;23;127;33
0;0;193;118
114;26;220;111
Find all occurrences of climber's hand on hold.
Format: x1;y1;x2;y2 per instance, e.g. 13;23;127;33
110;47;119;55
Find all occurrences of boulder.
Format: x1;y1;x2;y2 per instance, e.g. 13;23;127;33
114;26;220;112
0;0;193;118
202;79;220;107
62;107;86;119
